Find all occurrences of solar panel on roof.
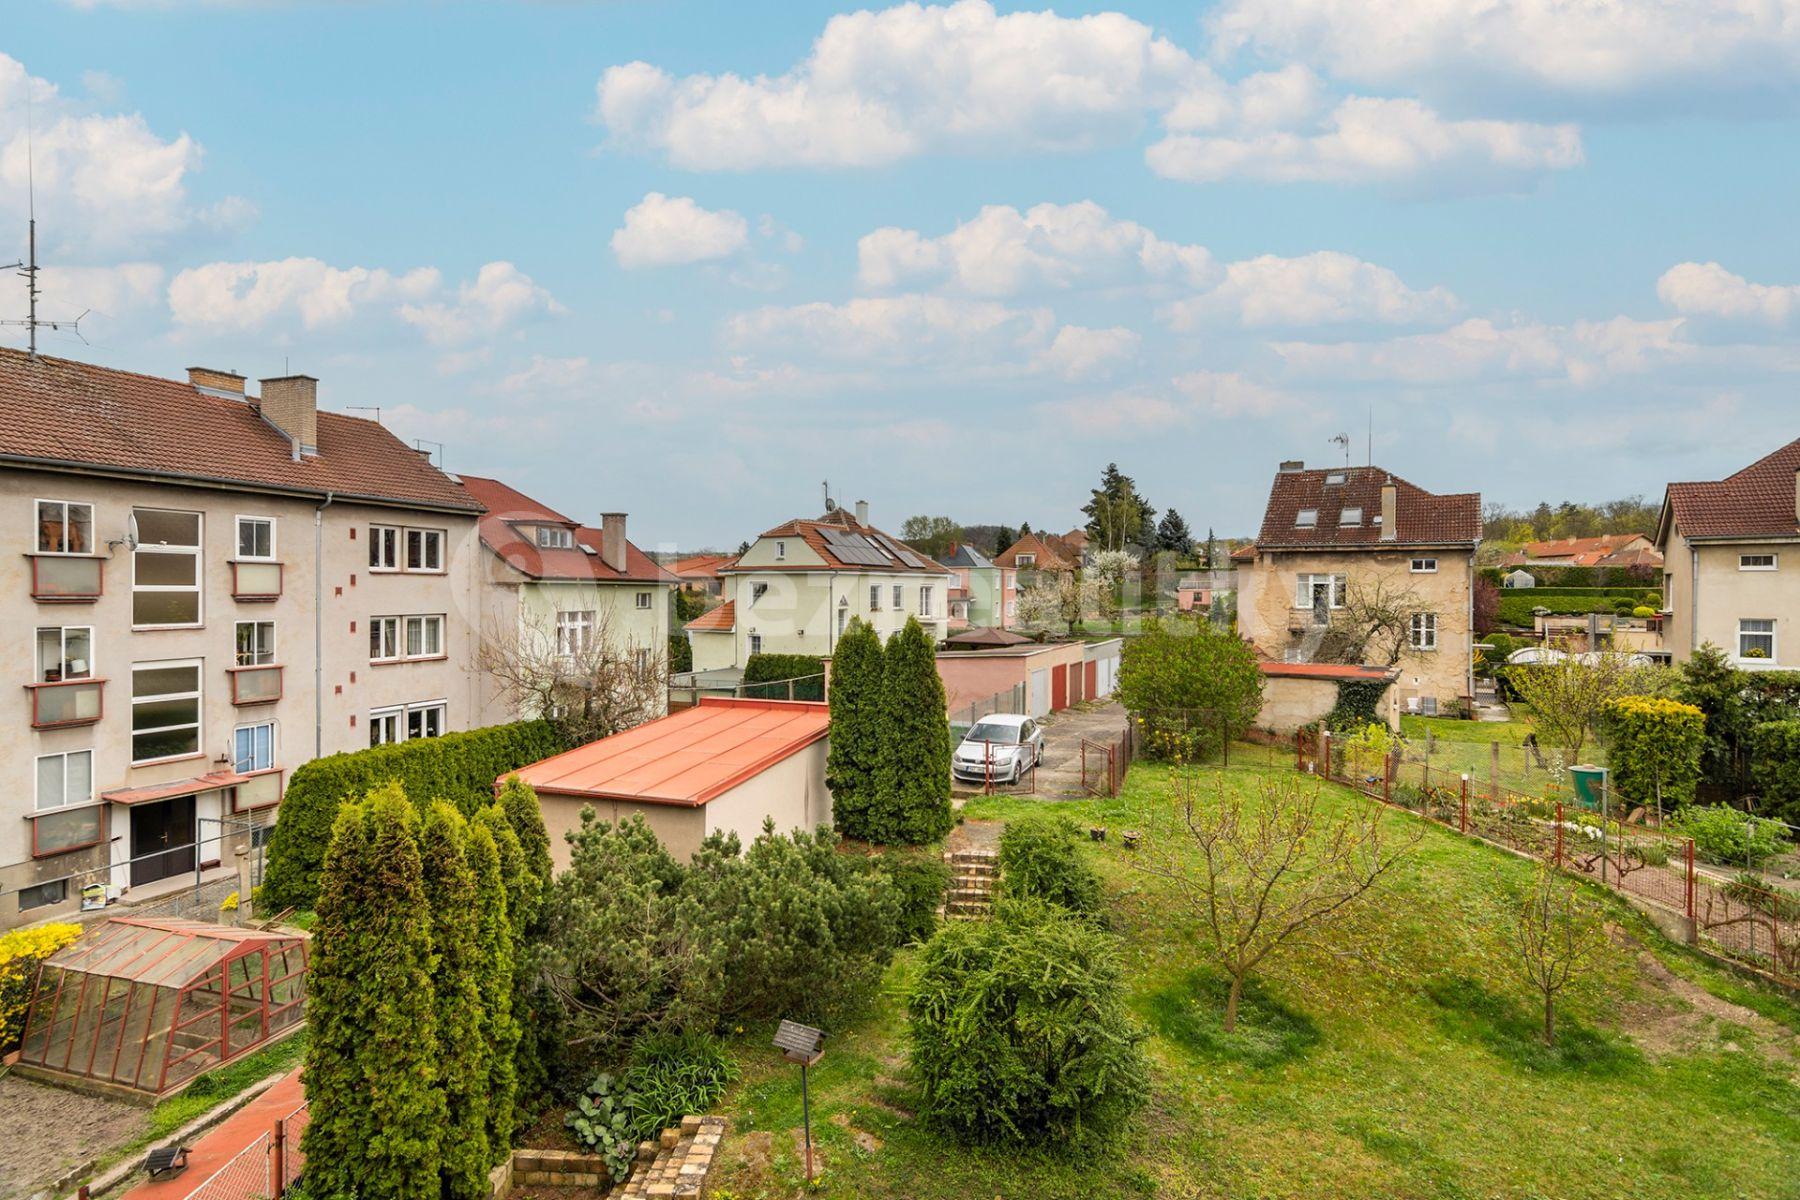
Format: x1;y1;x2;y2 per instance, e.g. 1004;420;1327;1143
874;534;926;568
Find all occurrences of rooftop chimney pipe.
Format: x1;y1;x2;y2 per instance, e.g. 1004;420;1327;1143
855;499;869;526
259;375;319;455
600;513;628;573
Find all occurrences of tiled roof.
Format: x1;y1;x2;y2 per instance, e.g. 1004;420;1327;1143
1253;464;1479;550
671;553;737;579
0;349;481;512
1520;533;1653;566
685;600;736;632
1663;437;1800;541
1230;543;1256;562
509;697;829;807
936;542;996;569
457;475;676;584
724;513;952;576
993;532;1077;571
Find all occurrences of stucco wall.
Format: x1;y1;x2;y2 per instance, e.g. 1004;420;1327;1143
936;643;1087;714
1665;531;1800;667
703;562;952;669
537;793;707;869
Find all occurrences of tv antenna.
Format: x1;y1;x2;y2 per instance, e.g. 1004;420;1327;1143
346;405;383;424
2;86;85;360
1330;432;1351;467
821;480;836;513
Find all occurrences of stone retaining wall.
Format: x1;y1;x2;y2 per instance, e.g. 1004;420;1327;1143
496;1114;726;1199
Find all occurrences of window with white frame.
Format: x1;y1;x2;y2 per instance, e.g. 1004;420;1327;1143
919;586;934;618
869;584;881;612
1411;557;1439;573
369;707;402;747
1017;553;1036;567
774;540;786;561
36;499;94;555
751;583;769;604
36;749;93;811
369;525;400;570
407;702;446;741
132;509;202;627
1740;554;1778;571
131;660;202;763
749;633;763;656
536;526;573;549
404;615;444;658
1409;612;1438;651
892;584;903;609
236;516;275;560
1293;574;1347;609
1739;618;1776;660
1339;507;1363;527
556;610;595;656
1324;471;1346;485
233;722;275;773
235;620;276;666
635;591;652;610
406;528;444;572
35;626;93;682
1295;509;1318;528
370;616;400;661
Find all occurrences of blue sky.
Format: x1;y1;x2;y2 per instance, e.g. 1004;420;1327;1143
4;1;1798;549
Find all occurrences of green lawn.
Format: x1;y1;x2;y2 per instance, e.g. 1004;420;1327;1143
1397;712;1592;799
706;756;1800;1200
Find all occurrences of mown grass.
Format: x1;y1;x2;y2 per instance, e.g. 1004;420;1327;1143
706;753;1800;1200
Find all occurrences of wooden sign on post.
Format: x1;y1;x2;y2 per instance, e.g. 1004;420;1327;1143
773;1020;826;1181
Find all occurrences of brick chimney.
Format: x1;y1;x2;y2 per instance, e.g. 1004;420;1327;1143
1380;479;1398;541
1278;459;1305;474
188;367;245;396
259;375;319;455
600;513;628;572
855;499;869;526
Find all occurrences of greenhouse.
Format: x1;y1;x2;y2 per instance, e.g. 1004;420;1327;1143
16;917;307;1098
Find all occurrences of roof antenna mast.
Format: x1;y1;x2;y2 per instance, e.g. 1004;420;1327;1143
1330;432;1350;468
2;84;84;360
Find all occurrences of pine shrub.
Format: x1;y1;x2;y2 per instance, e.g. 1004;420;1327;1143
870;618;954;845
827;618;884;840
996;815;1103;917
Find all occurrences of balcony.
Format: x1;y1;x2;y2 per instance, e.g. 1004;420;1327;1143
28;555;104;603
230;561;283;602
228;664;284;706
232;768;284;812
26;678;106;728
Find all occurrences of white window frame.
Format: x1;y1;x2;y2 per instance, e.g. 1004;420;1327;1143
635;591;652;610
1293;574;1347;610
405;528;445;572
130;659;203;765
774;540;786;561
555;610;595;656
35;749;94;812
1409;612;1439;651
536;526;573;550
1295;509;1318;529
406;701;446;741
370;616;401;662
131;508;203;629
1740;554;1778;571
235;515;277;561
35;625;94;682
1340;507;1363;527
919;585;934;618
869;584;881;612
235;620;277;666
892;584;903;609
1017;553;1036;568
404;614;445;659
233;721;276;773
369;706;402;747
1410;557;1439;574
369;525;400;571
1324;472;1347;486
35;498;96;556
749;633;763;656
1739;618;1776;661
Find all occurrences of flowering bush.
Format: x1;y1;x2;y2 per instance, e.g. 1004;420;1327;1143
1;922;81;1052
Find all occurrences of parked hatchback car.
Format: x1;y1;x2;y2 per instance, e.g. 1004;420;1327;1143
952;714;1044;783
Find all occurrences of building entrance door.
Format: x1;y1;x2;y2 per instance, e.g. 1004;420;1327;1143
130;795;196;887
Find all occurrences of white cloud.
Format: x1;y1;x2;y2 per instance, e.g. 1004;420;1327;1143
1270;315;1691;385
1038;325;1140;380
1171;369;1301;417
1147;95;1581;190
611;192;749;268
1657;261;1800;325
1207;0;1800;104
399;262;562;345
0;53;246;257
724;294;1055;366
1042;369;1301;434
858;201;1214;296
1164;250;1459;328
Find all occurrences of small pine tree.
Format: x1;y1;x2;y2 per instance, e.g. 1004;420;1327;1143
497;774;553;931
419;803;489;1199
827;618;885;840
872;618;954;845
466;819;519;1161
303;784;443;1200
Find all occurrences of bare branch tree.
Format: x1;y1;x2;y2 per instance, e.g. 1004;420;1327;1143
1315;576;1429;667
1509;862;1608;1046
1014;570;1115;636
478;609;668;746
1136;772;1421;1032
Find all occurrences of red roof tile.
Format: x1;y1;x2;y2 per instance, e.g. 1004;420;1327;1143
0;349;480;512
1520;533;1654;566
509;696;828;806
724;512;952;576
671;553;737;579
685;600;735;632
1663;438;1800;541
1253;464;1479;550
457;474;675;584
993;532;1077;571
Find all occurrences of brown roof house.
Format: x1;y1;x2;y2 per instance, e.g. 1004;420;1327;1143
993;532;1078;574
670;553;737;596
0;350;484;928
1237;460;1481;721
1502;532;1662;571
1656;437;1800;667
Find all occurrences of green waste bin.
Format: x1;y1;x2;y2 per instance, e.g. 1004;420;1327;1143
1569;765;1608;812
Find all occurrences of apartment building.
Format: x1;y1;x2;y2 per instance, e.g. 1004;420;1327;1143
1236;461;1481;715
457;475;676;722
936;543;1016;630
0;350;483;928
1657;437;1800;668
684;501;953;670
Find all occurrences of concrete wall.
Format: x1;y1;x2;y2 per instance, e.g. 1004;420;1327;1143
1254;675;1398;733
537;793;707;869
936;643;1088;714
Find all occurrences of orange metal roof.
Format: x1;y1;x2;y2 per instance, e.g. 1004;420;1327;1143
1258;661;1396;682
684;600;736;632
102;770;252;805
509;696;829;807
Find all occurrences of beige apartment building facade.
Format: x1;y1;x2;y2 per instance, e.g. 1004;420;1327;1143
1237;462;1481;716
0;351;483;928
1657;438;1800;669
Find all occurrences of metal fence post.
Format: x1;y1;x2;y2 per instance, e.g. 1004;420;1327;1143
1489;741;1500;803
1459;774;1469;834
272;1113;286;1197
1555;801;1564;870
1320;729;1331;778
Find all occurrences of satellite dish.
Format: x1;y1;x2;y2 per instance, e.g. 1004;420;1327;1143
824;498;837;512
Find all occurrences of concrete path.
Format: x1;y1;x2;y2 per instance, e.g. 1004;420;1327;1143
1033;701;1128;797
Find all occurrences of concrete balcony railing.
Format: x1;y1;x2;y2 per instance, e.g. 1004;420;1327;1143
26;677;105;728
28;555;104;603
228;664;283;705
230;561;283;601
233;769;283;812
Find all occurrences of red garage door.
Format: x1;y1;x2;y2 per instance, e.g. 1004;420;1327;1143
1051;664;1068;710
1069;663;1084;705
1084;660;1098;700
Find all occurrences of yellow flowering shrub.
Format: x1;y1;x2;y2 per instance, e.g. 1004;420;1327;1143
1;922;82;1051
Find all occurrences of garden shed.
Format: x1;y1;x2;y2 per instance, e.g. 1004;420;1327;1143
15;917;307;1099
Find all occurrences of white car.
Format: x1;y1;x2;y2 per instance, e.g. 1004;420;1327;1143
953;714;1044;783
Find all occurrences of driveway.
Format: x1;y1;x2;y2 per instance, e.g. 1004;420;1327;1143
1033;700;1128;797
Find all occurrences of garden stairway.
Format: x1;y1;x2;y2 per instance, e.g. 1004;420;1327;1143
941;847;998;920
613;1114;725;1199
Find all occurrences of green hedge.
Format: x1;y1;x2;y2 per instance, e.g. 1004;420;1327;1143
261;720;568;911
1496;593;1660;626
1481;565;1661;588
742;653;826;701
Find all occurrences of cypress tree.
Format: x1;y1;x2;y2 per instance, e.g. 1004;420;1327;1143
419;803;489;1199
303;784;442;1200
827;617;885;841
466;819;519;1161
476;805;543;1126
872;618;954;845
497;774;552;932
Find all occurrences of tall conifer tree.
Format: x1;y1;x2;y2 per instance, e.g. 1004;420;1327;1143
419;804;489;1199
467;819;519;1160
827;617;885;841
872;618;954;844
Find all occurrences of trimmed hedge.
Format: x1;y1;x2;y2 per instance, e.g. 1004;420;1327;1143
1481;565;1661;589
742;653;826;701
1496;593;1659;626
261;720;567;912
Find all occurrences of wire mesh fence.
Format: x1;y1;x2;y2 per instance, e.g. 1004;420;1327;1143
184;1129;273;1200
276;1102;309;1195
949;682;1028;739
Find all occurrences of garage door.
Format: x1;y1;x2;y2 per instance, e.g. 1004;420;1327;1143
1029;668;1050;716
1084;660;1097;700
1051;665;1067;710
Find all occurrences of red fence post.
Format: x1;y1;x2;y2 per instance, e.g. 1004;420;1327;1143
1081;740;1087;793
272;1115;286;1197
1295;728;1304;772
1459;775;1469;834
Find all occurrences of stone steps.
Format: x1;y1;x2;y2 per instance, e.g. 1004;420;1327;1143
938;847;999;921
615;1114;725;1199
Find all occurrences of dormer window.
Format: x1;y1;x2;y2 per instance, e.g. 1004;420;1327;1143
1325;472;1346;485
536;527;573;550
1018;553;1036;567
1295;509;1318;529
1339;507;1362;527
775;540;786;561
